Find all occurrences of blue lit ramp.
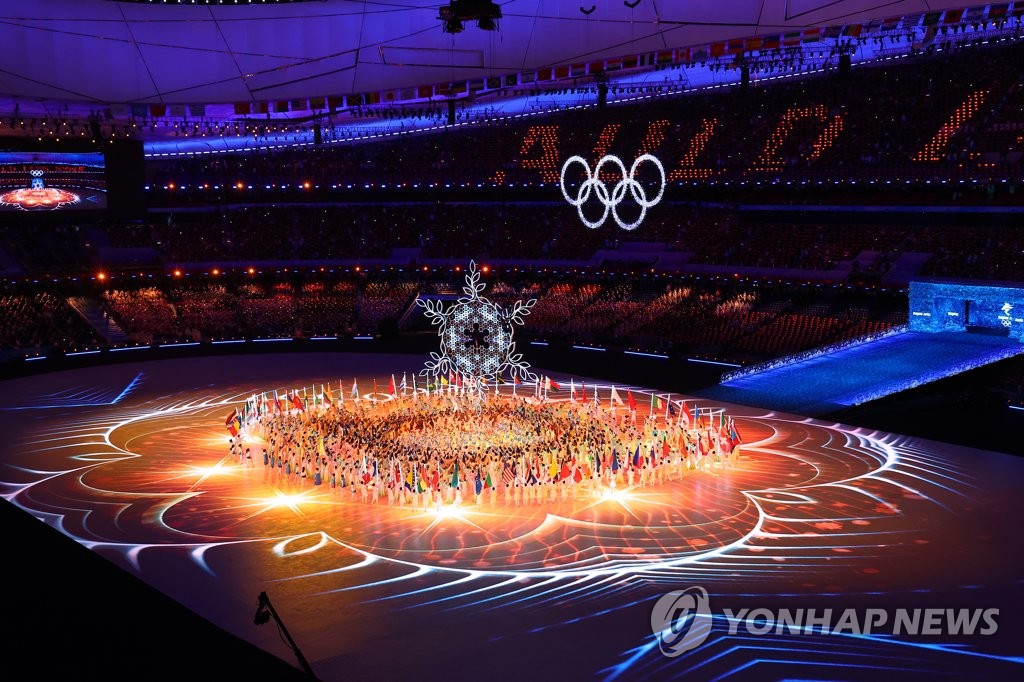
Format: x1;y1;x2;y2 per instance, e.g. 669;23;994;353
702;331;1024;416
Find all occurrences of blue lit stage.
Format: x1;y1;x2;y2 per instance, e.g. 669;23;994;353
1;353;1022;681
710;330;1024;415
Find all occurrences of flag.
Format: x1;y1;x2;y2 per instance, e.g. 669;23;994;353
400;373;407;394
502;465;513;487
627;389;637;412
632;444;641;469
225;409;240;437
546;376;561;392
611;450;620;472
290;393;304;411
693;404;700;428
374;378;379;396
653;394;663;414
679;402;690;428
451;460;460;488
570;378;576;402
611;386;624;406
389;374;397;396
350;379;359;400
593;385;599;405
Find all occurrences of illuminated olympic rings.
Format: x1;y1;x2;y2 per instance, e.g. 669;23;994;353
559;154;666;231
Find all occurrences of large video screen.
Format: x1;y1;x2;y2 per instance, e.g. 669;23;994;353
0;151;107;211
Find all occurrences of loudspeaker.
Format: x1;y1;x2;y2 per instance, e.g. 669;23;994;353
741;65;750;90
597;82;608;109
839;54;851;78
447;100;456;125
313;123;322;145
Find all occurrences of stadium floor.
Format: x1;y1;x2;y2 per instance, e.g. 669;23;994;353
1;353;1022;681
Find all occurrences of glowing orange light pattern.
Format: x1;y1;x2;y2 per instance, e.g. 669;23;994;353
914;90;988;162
668;118;719;181
0;186;80;210
749;105;845;172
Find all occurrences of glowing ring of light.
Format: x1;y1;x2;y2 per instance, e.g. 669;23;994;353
559;153;666;231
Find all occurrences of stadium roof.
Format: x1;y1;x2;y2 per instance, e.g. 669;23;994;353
0;0;974;105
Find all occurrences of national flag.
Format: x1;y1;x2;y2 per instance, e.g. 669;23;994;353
290;393;304;411
496;375;506;385
451;460;460;488
632;444;641;469
611;450;620;472
350;379;359;400
513;374;522;385
679;401;690;428
693;404;700;428
400;373;407;394
373;378;379;396
225;409;240;437
654;395;663;412
668;400;677;417
610;386;624;406
627;389;637;412
502;465;513;487
570;378;577;402
273;390;283;413
388;374;397;396
989;4;1009;20
547;376;561;392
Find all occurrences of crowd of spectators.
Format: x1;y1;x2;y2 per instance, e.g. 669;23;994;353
148;39;1024;194
0;290;98;352
0;272;910;365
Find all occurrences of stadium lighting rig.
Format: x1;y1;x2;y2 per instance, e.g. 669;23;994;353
439;0;502;34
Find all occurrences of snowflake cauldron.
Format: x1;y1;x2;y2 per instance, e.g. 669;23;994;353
417;261;537;383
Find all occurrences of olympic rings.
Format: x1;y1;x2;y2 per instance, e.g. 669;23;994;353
559;153;666;231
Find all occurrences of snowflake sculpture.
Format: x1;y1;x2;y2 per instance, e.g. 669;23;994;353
417;261;537;384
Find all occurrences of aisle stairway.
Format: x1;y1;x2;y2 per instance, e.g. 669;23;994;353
67;296;132;345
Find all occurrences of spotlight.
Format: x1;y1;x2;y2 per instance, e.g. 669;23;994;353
444;18;464;33
477;16;496;31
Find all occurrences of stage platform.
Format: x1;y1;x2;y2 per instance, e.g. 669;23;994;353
1;353;1022;681
705;330;1024;416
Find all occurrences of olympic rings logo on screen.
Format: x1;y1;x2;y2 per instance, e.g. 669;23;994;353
559;154;666;231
